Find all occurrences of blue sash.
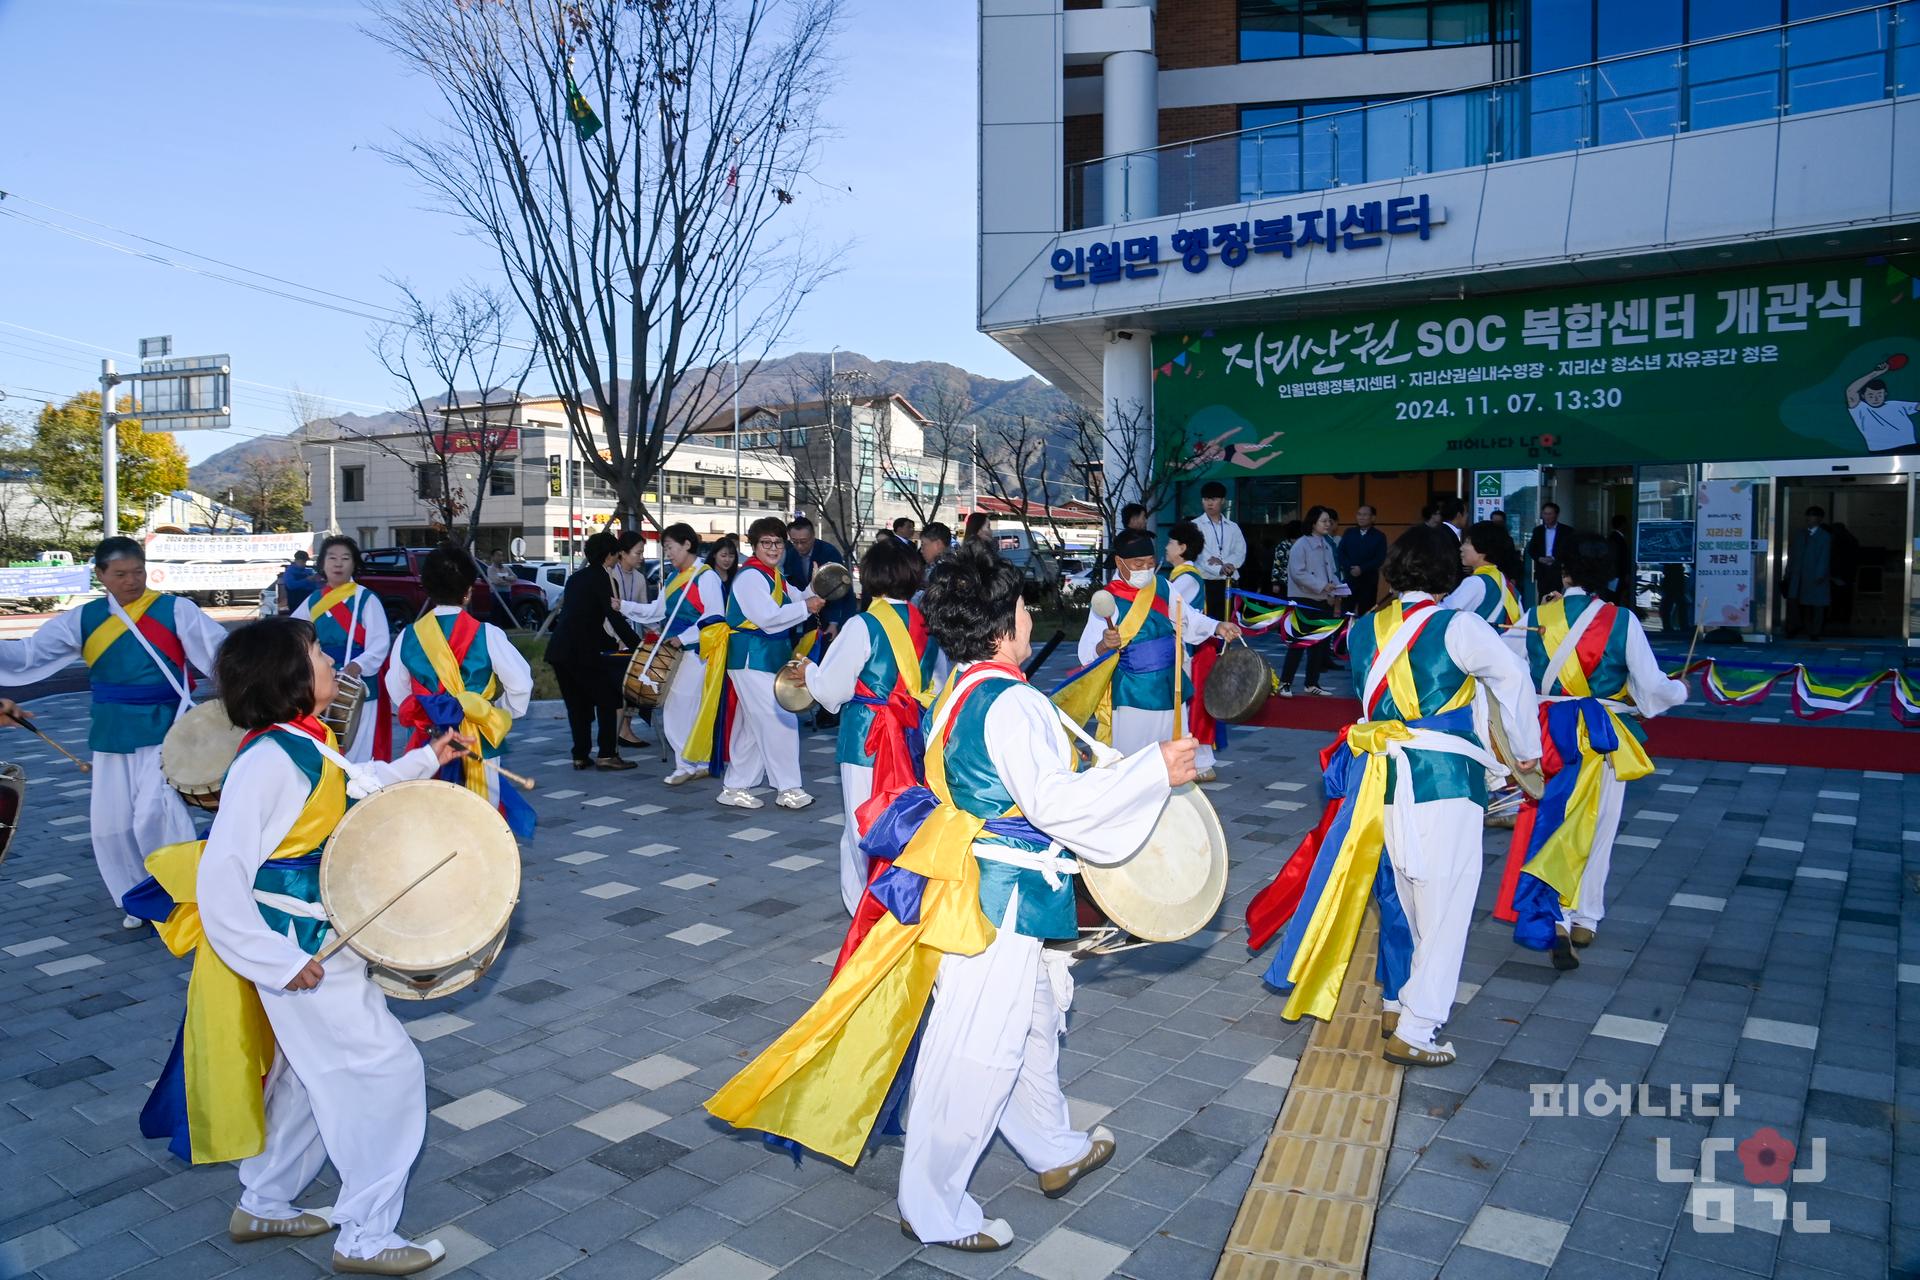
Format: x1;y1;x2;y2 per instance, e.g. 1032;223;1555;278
93;681;181;706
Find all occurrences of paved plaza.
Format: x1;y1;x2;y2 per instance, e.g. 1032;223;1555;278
0;670;1915;1280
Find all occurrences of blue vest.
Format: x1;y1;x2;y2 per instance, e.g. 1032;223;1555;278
1348;606;1483;804
310;585;373;667
837;603;938;767
1110;574;1180;712
726;567;795;673
235;730;337;954
81;594;186;753
1524;594;1646;744
397;614;504;760
941;679;1077;940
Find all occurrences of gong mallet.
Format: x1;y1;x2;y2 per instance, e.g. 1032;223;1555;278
446;746;538;792
21;720;90;773
317;849;459;962
1172;588;1186;741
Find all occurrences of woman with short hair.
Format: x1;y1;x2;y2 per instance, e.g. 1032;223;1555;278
545;531;643;771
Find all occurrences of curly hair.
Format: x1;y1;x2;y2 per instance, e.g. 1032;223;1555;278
1382;525;1462;596
1166;519;1203;562
923;539;1024;663
218;617;320;729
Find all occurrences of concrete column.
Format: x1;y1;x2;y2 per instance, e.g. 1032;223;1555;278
1103;329;1154;512
1101;0;1157;224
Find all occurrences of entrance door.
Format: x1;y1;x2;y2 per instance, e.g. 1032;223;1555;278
1776;478;1909;640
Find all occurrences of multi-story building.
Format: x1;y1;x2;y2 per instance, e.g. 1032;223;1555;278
980;0;1919;640
299;394;795;559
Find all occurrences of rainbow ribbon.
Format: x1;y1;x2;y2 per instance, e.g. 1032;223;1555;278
1668;656;1920;726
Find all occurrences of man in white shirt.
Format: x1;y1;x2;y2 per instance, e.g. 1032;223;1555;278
1192;480;1247;618
1846;361;1919;452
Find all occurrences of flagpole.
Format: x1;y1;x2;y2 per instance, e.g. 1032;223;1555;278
732;280;742;538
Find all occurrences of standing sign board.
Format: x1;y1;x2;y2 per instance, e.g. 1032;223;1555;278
1694;481;1755;629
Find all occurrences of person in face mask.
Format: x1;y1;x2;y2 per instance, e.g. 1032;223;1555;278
1071;527;1240;758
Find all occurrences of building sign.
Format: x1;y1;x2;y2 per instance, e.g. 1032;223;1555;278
548;454;563;497
1472;470;1534;522
435;427;519;455
1154;255;1920;476
1051;194;1441;289
1695;481;1755;629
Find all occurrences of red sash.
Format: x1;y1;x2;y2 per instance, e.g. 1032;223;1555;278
851;605;933;834
1106;578;1172;620
398;612;482;750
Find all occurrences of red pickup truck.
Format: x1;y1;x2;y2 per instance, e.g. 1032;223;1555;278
357;546;549;631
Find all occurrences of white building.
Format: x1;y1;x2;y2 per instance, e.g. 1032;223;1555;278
299;394;795;559
981;0;1920;640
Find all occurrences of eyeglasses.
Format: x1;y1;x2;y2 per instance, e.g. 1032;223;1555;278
754;538;785;550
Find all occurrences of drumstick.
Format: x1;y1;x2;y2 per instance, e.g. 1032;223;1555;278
451;750;537;792
317;850;459;962
1173;589;1185;740
1681;624;1703;673
21;720;90;773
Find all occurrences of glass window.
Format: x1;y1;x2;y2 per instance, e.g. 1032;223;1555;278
1240;106;1303;198
1528;0;1591;71
1301;0;1365;54
1300;101;1364;188
1240;0;1491;61
1431;0;1490;45
487;464;515;497
1368;2;1428;50
1598;0;1682;57
1687;31;1780;128
341;466;365;503
1241;0;1302;58
1690;0;1781;39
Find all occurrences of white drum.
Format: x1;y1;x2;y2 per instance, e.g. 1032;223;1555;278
1077;782;1229;949
161;700;250;812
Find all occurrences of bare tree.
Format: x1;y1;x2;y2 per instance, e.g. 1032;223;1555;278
1063;397;1192;537
368;0;841;529
238;449;310;532
367;282;537;544
874;382;971;531
973;414;1076;554
777;355;869;552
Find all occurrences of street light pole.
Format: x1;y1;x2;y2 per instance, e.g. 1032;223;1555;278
99;359;119;536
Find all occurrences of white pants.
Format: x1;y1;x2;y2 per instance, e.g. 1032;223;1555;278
1562;765;1627;933
838;762;874;916
899;895;1090;1243
342;693;379;765
1380;797;1482;1052
661;651;710;775
90;746;197;907
239;945;425;1259
1111;705;1209;769
724;670;802;793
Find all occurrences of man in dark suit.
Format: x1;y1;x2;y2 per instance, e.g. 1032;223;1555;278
1437;497;1466;543
1785;505;1833;640
782;515;852;727
1608;515;1634;606
546;530;643;770
1525;503;1577;602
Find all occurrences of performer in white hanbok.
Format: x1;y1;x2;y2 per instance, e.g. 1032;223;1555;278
621;523;731;785
293;536;391;764
1163;519;1224;781
160;617;470;1275
718;516;824;811
795;536;943;914
706;542;1197;1253
0;536;226;924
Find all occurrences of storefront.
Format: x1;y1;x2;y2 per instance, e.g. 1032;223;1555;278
1156;254;1920;642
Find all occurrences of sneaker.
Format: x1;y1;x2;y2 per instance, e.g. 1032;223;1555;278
900;1217;1013;1252
774;788;814;810
1383;1035;1457;1068
121;914;144;930
717;788;763;809
331;1240;446;1275
229;1207;332;1243
1551;933;1581;971
1304;686;1330;696
1277;686;1294;697
1038;1125;1116;1198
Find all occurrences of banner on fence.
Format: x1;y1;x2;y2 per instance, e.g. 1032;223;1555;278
142;531;314;593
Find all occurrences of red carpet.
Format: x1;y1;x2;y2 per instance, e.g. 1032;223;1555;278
1243;696;1920;772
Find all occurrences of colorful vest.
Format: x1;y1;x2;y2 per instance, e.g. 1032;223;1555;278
398;611;504;760
726;563;796;673
235;727;348;953
939;675;1077;940
1460;567;1522;626
661;564;726;633
80;591;188;752
1525;594;1645;743
307;582;373;668
838;601;939;768
1348;603;1484;803
1105;573;1180;712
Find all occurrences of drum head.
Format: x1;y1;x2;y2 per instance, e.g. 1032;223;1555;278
1488;712;1546;800
320;780;520;978
1078;783;1229;943
810;563;852;602
1202;645;1275;724
0;763;23;867
162;701;249;791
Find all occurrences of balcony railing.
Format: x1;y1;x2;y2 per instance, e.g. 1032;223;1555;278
1065;1;1913;231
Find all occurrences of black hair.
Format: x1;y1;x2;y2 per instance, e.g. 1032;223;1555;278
92;535;144;571
1438;497;1466;523
1303;505;1337;532
616;529;644;552
662;522;700;554
1166;519;1203;561
963;511;992;541
316;534;362;578
218;617;321;730
1805;505;1826;519
707;535;739;576
1563;536;1615;594
924;540;1025;663
1383;525;1462;596
1462;520;1523;584
1120;502;1149;526
920;521;952;546
1863;378;1888;393
1200;481;1227;500
583;530;620;564
860;532;923;601
892;516;915;534
1541;501;1561;515
749;515;789;548
420;543;477;605
293;550;310;563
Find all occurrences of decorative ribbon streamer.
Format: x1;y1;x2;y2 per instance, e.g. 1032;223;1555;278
1666;656;1920;726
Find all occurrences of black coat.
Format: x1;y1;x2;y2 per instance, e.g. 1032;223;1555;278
546;565;641;667
1525;522;1578;590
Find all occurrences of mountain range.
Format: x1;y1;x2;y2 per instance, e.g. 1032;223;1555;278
189;352;1074;497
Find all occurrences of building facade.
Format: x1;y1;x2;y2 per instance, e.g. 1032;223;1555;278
300;394;795;560
981;0;1920;640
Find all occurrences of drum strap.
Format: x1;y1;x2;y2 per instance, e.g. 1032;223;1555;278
105;593;192;714
969;841;1079;888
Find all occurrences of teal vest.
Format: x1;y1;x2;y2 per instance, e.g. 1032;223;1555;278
941;679;1076;941
726;568;794;673
1524;594;1646;743
238;731;335;955
1348;606;1484;804
397;614;504;760
1457;574;1507;624
837;603;938;767
1111;574;1179;712
81;594;186;753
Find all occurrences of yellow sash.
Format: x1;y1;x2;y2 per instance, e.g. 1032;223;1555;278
146;729;347;1164
706;669;995;1165
308;580;358;623
81;589;161;667
662;564;731;765
1527;600;1653;907
1473;566;1521;626
1281;602;1475;1022
410;615;509;796
868;601;930;707
1051;579;1158;744
734;565;787;632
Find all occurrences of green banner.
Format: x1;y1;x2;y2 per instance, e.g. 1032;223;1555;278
1153;255;1920;478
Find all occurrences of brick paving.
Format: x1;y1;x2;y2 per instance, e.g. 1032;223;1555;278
0;652;1914;1279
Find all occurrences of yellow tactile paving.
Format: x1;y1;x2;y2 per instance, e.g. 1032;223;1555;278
1214;912;1405;1279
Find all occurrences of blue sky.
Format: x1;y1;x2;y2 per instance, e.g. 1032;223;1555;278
0;0;1022;463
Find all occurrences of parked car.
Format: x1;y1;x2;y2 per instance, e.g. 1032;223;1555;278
991;527;1063;598
183;587;265;609
510;561;570;612
1061;563;1096;604
358;546;549;630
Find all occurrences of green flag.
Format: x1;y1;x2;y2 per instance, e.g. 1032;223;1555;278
565;74;601;142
